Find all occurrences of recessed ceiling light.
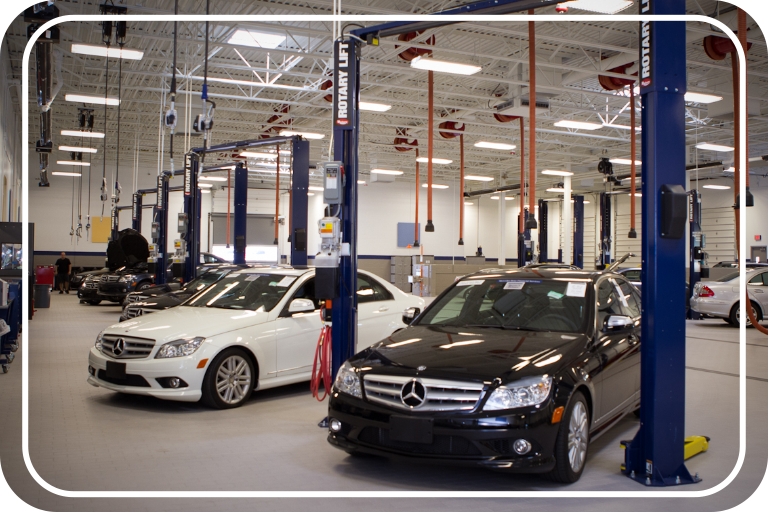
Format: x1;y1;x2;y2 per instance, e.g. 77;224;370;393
58;146;97;153
71;43;144;60
360;101;392;112
554;120;603;130
200;189;211;194
602;123;641;132
703;184;731;190
198;183;213;188
416;157;452;164
61;130;104;139
547;187;566;193
65;94;120;106
541;169;573;176
57;160;90;166
464;175;494;182
609;158;642;165
241;151;279;159
279;130;325;140
490;196;514;200
464;202;474;205
421;183;449;189
227;29;286;49
474;141;516;151
685;92;723;104
696;143;734;152
562;0;634;14
724;167;735;173
308;186;324;191
410;56;481;75
307;192;315;196
371;169;403;175
51;171;82;177
200;176;228;181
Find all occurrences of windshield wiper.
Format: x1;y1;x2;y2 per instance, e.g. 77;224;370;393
500;325;551;332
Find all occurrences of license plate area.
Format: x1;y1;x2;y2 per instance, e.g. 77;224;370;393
106;361;127;380
389;415;434;444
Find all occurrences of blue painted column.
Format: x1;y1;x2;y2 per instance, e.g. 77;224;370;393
291;139;310;266
538;199;548;262
233;163;248;265
623;0;698;486
573;195;584;268
184;153;201;282
154;173;169;285
600;192;612;268
132;193;142;232
688;190;702;319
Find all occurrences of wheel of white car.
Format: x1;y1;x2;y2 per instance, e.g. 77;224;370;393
729;301;762;328
201;348;256;409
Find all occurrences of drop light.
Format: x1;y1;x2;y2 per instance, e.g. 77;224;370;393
696;143;734;152
58;146;97;153
703;185;731;190
200;176;228;181
198;183;213;188
360;101;392;112
227;29;286;49
51;171;82;177
541;169;573;176
422;183;449;189
57;160;90;166
279;130;325;140
370;169;403;175
241;151;279;159
685;92;723;104
602;123;641;132
61;130;104;138
71;44;144;60
609;158;642;165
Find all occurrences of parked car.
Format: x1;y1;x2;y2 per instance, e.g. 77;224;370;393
96;262;158;304
524;263;581;270
690;268;767;327
77;274;105;305
120;265;247;321
71;267;109;289
87;267;425;409
616;267;641;288
327;268;642;483
712;262;768;269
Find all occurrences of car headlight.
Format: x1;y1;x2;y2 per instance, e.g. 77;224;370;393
154;337;206;358
118;275;135;283
95;330;104;351
484;376;553;410
333;361;362;398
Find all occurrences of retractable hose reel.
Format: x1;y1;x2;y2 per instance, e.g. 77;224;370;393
193;0;216;166
164;0;179;171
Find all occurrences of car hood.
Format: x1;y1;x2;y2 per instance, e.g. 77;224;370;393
135;294;187;309
106;306;270;342
360;325;588;383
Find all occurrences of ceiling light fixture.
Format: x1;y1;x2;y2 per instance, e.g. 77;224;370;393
359;101;392;112
609;158;642;165
308;186;324;191
370;169;403;175
490;196;515;200
724;167;735;173
703;184;731;190
227;29;286;49
51;171;82;177
279;130;325;140
547;187;566;193
560;0;634;14
628;192;642;197
421;183;449;189
410;56;481;75
684;92;723;104
200;176;228;181
70;43;144;60
58;145;97;153
200;189;211;194
307;192;315;196
474;141;516;151
416;157;452;164
554;120;603;130
357;180;366;184
57;160;90;166
464;175;494;182
241;151;279;159
601;123;641;131
61;130;104;138
541;169;573;176
464;202;474;205
696;143;734;152
65;94;120;106
198;183;213;188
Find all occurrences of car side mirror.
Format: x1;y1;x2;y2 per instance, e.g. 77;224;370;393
288;298;315;314
403;307;420;325
603;315;634;332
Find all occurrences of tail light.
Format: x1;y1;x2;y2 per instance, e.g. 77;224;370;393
699;286;715;298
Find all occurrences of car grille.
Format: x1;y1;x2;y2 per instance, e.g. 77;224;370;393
101;275;120;283
126;294;147;304
84;281;97;289
96;370;151;387
358;427;481;456
363;374;485;412
100;335;155;359
123;306;155;319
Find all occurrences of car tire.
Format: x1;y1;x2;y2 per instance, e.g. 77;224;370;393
87;300;102;305
729;301;762;328
724;318;734;325
546;391;590;483
201;348;256;409
136;281;153;291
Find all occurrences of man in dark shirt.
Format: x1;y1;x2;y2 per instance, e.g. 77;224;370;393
54;252;72;294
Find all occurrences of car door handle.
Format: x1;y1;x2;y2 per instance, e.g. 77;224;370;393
754;289;764;293
377;306;389;312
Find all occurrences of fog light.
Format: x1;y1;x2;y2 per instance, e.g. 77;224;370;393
169;378;181;388
329;418;342;432
513;439;532;455
88;366;95;376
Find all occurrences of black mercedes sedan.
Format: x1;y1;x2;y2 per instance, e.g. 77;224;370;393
327;268;642;483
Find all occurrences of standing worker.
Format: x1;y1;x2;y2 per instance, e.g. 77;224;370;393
54;252;72;294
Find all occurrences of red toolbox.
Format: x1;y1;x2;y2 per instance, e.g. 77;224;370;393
35;265;54;286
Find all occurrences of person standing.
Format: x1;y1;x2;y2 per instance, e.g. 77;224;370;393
54;252;72;294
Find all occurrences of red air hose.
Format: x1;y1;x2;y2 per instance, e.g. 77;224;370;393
310;305;333;401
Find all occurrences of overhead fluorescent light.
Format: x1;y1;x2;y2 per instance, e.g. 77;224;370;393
410;56;481;75
61;130;104;139
464;202;474;205
464;175;494;182
547;187;566;193
227;29;286;49
602;123;641;132
58;145;97;153
370;169;403;175
308;186;324;191
51;171;82;177
560;0;634;14
416;157;453;164
609;158;642;165
200;189;211;194
685;92;723;104
70;44;144;60
724;167;735;173
307;192;315;196
65;94;120;106
554;120;602;130
628;193;642;197
571;199;591;204
360;101;392;112
474;141;516;151
703;184;731;190
696;143;734;152
57;160;90;166
279;130;325;140
422;183;449;189
357;180;366;184
200;176;228;181
241;151;279;159
490;196;514;200
198;183;213;188
541;169;573;176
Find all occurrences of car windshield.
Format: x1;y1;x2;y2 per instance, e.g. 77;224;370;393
416;277;589;332
181;273;297;311
182;271;228;292
717;271;742;282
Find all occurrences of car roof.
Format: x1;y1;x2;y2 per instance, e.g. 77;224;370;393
464;267;612;282
230;265;311;277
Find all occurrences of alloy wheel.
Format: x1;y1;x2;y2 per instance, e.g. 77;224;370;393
567;401;589;473
215;355;252;405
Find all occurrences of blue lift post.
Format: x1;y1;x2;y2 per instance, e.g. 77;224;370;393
538;199;548;263
688;190;702;319
233;163;248;265
183;153;201;281
153;173;169;285
573;195;584;268
622;0;699;486
291;140;310;266
600;192;612;268
132;192;142;231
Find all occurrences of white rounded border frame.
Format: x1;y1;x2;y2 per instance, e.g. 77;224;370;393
19;8;754;499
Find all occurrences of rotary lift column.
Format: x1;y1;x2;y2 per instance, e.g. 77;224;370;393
600;192;612;268
290;139;310;266
537;199;547;263
131;192;142;232
688;190;706;319
150;173;169;285
573;195;585;268
183;153;201;282
233;163;248;265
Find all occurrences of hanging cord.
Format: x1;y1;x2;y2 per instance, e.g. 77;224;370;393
101;21;111;215
198;0;216;168
70;173;75;238
114;39;125;204
86;149;92;239
310;303;333;401
76;137;83;239
165;0;179;172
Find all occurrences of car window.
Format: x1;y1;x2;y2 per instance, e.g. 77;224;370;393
624;270;641;281
182;273;296;311
596;279;626;327
717;271;741;282
749;272;768;286
357;273;392;303
618;281;641;318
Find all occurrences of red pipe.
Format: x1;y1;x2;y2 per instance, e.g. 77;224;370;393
459;133;464;245
415;147;420;246
426;70;434;232
629;85;637;237
227;169;231;247
731;48;740;252
527;11;537;229
739;11;750;192
274;144;280;245
519;117;525;236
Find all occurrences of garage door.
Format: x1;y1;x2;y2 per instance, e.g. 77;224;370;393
701;206;736;263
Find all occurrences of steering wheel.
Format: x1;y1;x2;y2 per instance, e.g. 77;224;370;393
474;308;505;325
523;313;580;332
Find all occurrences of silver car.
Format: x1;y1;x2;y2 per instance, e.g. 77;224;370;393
690;268;768;327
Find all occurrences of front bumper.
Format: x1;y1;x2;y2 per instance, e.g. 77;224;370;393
78;286;100;300
87;347;206;402
690;296;731;318
327;391;558;473
97;282;134;301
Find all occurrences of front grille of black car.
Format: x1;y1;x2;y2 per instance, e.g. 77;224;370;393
363;374;485;412
83;281;97;289
96;370;151;387
101;275;120;283
357;427;481;456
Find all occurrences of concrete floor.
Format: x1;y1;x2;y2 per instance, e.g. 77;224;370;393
1;292;768;511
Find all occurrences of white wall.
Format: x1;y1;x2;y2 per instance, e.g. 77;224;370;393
0;39;22;222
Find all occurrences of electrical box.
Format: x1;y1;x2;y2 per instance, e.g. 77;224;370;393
172;239;186;278
321;161;344;205
315;216;342;299
177;213;188;236
151;222;160;243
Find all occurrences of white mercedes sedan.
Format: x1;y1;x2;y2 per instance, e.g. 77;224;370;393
87;267;425;408
690;268;768;327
